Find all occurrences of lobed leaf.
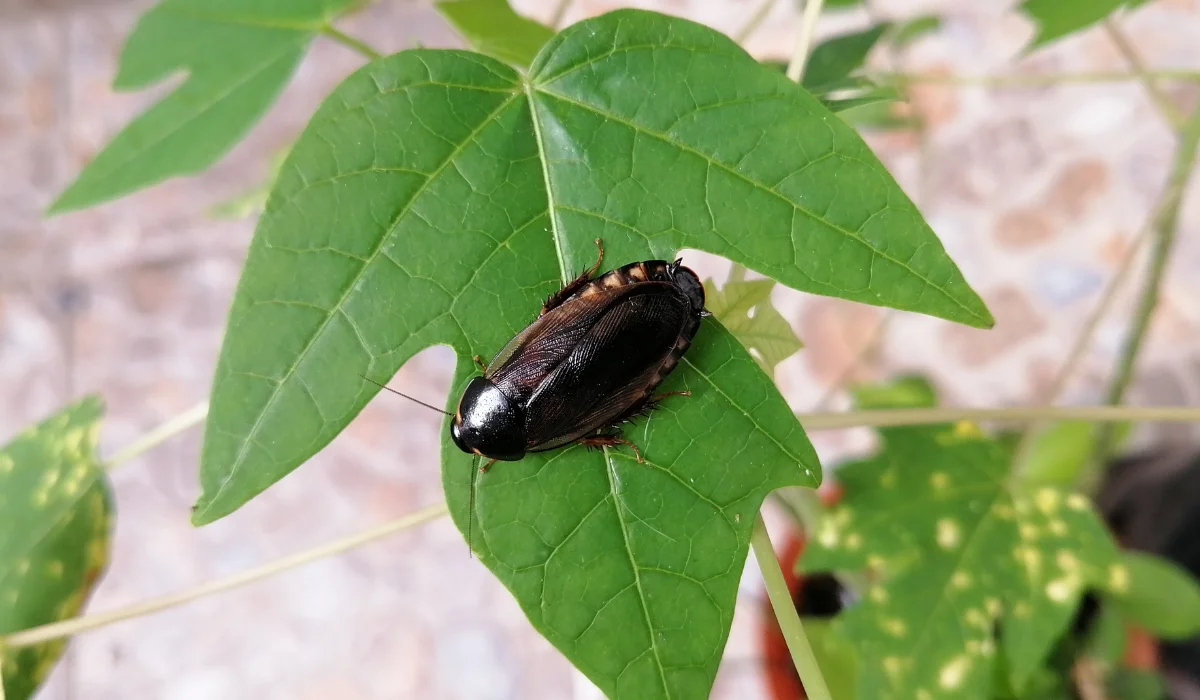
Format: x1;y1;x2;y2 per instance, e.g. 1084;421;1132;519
702;277;802;377
49;0;357;213
436;0;554;69
0;398;113;700
194;9;991;698
803;379;1121;699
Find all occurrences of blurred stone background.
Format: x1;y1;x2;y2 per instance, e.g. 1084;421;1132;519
2;0;1199;697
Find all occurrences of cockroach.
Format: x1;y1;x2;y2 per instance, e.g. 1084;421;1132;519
364;240;709;547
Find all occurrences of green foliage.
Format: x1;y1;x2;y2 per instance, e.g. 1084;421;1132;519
1107;550;1200;640
436;0;553;69
805;618;860;700
1020;0;1150;50
802;379;1123;699
1015;420;1131;487
49;0;358;213
1108;668;1167;700
191;9;989;698
891;16;942;49
803;25;890;94
0;398;113;700
209;146;291;220
702;276;803;377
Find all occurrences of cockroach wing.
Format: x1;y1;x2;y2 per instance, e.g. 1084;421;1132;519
483;289;618;404
523;285;696;452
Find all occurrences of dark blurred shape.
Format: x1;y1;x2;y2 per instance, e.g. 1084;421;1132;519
1097;447;1200;700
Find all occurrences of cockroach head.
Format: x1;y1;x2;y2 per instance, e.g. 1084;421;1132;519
666;260;705;314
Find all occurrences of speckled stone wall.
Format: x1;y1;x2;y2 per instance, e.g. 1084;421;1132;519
2;0;1199;698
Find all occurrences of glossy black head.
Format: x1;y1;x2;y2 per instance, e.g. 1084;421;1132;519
667;258;706;313
450;376;526;461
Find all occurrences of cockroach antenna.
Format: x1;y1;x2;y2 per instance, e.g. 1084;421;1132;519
358;374;453;417
467;456;497;559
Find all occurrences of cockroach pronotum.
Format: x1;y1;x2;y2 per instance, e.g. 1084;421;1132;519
363;239;710;548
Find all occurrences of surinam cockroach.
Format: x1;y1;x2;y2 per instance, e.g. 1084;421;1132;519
362;239;710;545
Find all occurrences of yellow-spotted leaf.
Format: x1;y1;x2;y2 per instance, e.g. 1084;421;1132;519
803;379;1119;699
0;398;113;700
703;277;802;377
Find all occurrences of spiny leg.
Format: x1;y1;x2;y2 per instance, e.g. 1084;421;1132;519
578;434;644;464
653;390;691;401
540;238;605;315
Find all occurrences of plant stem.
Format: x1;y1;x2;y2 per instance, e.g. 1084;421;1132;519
2;503;448;649
320;24;383;60
800;405;1200;431
787;0;826;82
105;401;209;470
734;0;778;45
1011;226;1151;477
874;69;1200;88
1103;20;1186;129
1094;103;1200;461
549;0;575;29
751;514;833;700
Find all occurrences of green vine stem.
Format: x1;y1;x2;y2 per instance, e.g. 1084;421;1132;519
786;0;826;82
2;503;448;649
320;24;383;60
6;404;1199;649
751;514;833;700
875;69;1200;88
1103;19;1186;129
105;401;209;470
803;404;1200;430
1094;102;1200;462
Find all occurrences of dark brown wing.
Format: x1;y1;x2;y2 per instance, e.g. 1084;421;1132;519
523;285;693;451
483;291;614;406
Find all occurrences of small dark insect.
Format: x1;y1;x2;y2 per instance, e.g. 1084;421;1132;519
450;239;708;468
363;239;709;548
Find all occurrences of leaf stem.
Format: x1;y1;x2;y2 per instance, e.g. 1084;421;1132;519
320;24;383;60
1011;226;1152;477
751;514;833;700
105;401;209;470
1094;103;1200;461
787;0;826;82
1102;20;1186;129
874;69;1200;88
734;0;778;45
800;405;1200;431
1;503;448;649
548;0;575;29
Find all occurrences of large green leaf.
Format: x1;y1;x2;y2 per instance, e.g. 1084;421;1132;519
193;9;990;698
1020;0;1150;50
702;277;802;377
1107;550;1200;640
48;0;358;214
803;380;1120;699
0;398;113;700
436;0;553;69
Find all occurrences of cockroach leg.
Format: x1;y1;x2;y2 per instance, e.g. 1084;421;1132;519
653;390;691;401
541;238;607;315
579;434;644;464
473;355;488;373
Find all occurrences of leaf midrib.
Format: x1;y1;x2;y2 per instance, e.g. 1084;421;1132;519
603;447;672;699
196;90;524;520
